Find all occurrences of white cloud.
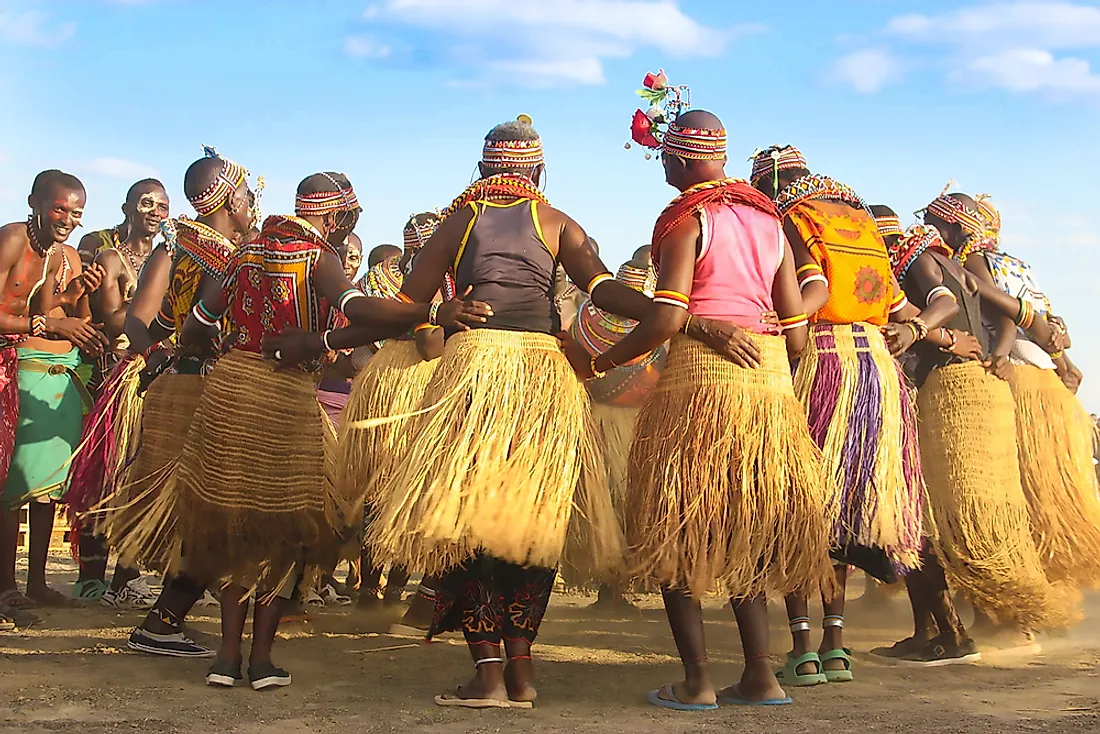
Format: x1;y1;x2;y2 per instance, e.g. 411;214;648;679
349;0;757;87
968;48;1100;93
0;8;75;47
343;36;392;59
81;157;159;180
873;2;1100;98
832;48;903;93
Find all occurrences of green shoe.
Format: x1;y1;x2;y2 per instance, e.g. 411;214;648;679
775;651;829;687
73;579;109;602
820;648;853;683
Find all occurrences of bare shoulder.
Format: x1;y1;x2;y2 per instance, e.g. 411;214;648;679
94;247;122;271
0;222;29;260
62;245;83;271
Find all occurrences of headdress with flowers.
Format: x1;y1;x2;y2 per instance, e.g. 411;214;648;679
625;71;727;163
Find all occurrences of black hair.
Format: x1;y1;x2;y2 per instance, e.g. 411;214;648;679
126;178;166;203
30;169;84;199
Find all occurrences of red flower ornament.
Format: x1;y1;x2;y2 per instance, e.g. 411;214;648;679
642;70;668;90
631;109;660;149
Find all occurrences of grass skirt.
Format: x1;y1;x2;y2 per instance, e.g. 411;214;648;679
918;361;1079;630
66;354;145;555
560;402;638;588
1007;364;1100;587
174;350;349;592
626;334;835;599
101;371;204;572
793;323;924;576
339;339;439;517
364;328;620;578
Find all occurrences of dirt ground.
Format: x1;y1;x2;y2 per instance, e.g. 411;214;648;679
2;553;1098;734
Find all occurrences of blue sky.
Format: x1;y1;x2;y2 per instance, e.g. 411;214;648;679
2;0;1098;408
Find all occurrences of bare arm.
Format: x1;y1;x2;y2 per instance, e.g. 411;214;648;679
902;252;960;331
771;240;808;358
965;254;1015;361
584;217;697;374
783;218;829;315
124;246;173;354
415;325;445;361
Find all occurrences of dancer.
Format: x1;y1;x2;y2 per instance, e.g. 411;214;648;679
343;212;448;611
69;179;169;607
594;99;836;709
749;145;943;684
177;172;488;690
566;246;664;611
319;116;653;709
0;170;107;609
107;151;256;657
924;192;1099;631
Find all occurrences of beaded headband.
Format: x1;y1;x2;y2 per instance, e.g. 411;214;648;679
190;146;248;217
625;69;694;161
482;116;544;168
663;123;727;161
749;145;808;194
888;224;950;281
875;213;904;238
403;212;441;251
920;193;986;239
975;194;1000;234
295;173;361;216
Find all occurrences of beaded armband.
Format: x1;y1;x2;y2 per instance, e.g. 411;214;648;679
779;313;808;332
652;289;689;310
926;286;957;306
889;291;909;314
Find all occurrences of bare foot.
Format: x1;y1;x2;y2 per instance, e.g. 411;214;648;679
722;662;786;703
504;658;538;703
0;588;35;609
25;585;75;607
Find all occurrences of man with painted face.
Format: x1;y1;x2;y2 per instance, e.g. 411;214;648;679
0;170;108;612
68;179;171;608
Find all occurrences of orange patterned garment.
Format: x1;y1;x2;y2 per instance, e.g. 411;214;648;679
786;199;892;326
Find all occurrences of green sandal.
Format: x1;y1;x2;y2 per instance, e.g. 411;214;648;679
775;651;828;687
820;648;853;683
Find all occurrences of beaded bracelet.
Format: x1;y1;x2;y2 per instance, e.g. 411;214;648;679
905;316;929;342
321;329;334;352
589;354;607;380
1049;350;1064;360
780;313;809;332
428;302;442;326
939;327;958;353
192;301;218;328
653;289;690;310
680;313;693;334
339;288;364;312
889;292;910;315
30;314;46;338
586;272;615;295
414;323;441;333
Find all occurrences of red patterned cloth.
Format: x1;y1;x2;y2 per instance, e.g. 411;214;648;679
222;215;347;368
0;346;17;486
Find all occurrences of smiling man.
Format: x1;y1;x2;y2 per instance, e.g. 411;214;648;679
0;170;108;610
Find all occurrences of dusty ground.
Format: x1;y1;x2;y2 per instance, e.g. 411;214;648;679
2;554;1098;734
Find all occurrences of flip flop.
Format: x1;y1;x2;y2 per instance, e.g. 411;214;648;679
0;613;15;632
0;589;35;609
434;689;511;709
717;684;793;707
646;685;719;711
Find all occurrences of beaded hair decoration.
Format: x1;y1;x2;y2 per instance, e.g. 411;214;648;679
888;224;951;281
482;115;544;169
295;172;361;216
917;183;986;239
625;70;716;161
975;194;1001;240
403;211;442;251
875;213;905;238
190;145;248;217
749;145;808;196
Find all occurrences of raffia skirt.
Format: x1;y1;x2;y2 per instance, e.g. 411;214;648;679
169;350;351;593
364;328;620;578
66;354;145;553
339;339;439;514
626;334;835;599
918;361;1079;630
102;370;204;573
793;323;924;577
1007;364;1100;588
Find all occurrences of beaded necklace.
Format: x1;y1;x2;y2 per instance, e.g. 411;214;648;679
441;173;549;220
173;217;236;280
774;174;871;218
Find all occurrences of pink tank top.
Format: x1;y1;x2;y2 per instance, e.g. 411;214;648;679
688;202;783;333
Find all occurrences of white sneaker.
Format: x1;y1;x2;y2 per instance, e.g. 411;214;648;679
101;577;159;610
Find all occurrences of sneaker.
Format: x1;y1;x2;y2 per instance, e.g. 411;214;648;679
102;577;159;610
73;579;109;602
128;627;216;658
319;584;352;606
248;662;292;691
897;634;981;667
206;659;243;687
870;635;933;659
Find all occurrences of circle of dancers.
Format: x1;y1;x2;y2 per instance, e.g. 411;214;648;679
1;71;1097;709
